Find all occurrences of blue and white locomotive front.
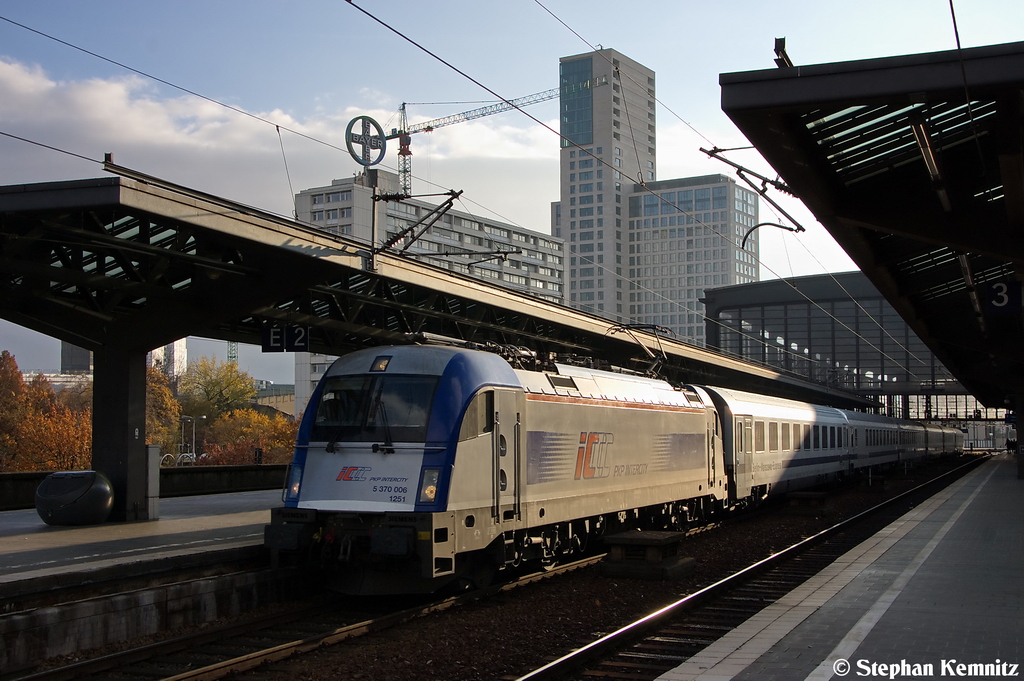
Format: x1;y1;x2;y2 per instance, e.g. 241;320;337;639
272;345;519;593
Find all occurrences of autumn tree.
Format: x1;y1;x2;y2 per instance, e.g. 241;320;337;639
177;356;257;420
15;401;92;471
57;377;93;413
0;355;92;472
24;373;59;414
0;351;27;470
146;366;182;456
201;408;298;466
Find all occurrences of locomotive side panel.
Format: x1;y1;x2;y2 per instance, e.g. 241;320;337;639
446;387;528;554
519;395;717;527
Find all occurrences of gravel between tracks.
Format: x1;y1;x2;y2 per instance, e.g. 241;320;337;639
230;456;980;681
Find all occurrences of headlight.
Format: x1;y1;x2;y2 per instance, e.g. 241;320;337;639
418;468;440;503
285;464;303;501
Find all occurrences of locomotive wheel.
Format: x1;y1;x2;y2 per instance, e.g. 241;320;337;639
455;548;499;590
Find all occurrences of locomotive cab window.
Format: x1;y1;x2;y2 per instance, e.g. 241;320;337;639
312;374;438;444
459;390;495;441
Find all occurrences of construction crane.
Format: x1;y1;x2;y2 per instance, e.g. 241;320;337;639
386;79;604;196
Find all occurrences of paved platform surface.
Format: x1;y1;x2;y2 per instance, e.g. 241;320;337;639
0;490;278;586
660;453;1023;680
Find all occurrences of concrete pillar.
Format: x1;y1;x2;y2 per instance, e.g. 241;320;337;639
92;347;151;521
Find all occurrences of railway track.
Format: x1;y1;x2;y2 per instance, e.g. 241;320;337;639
8;456;982;681
9;555;605;681
513;456;985;681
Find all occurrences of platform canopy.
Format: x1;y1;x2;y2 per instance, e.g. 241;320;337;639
721;40;1024;409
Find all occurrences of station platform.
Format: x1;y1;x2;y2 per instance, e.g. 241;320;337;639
0;489;279;588
660;453;1023;680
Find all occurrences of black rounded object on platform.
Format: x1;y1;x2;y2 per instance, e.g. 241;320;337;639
35;470;114;525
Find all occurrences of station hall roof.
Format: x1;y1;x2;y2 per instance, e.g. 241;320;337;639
720;40;1024;408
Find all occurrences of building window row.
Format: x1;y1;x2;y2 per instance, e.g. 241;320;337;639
311;190;352;205
311;207;352;222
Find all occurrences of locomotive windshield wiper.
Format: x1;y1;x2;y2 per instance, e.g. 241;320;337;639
371;397;395;454
325;428;344;453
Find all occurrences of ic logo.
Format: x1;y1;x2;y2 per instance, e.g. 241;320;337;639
574;432;613;480
336;466;371;482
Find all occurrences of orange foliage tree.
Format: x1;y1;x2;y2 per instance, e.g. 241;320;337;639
0;351;28;470
200;408;297;466
15;400;92;471
146;366;182;456
0;354;92;472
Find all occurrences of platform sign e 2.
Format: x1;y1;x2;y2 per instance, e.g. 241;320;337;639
261;326;310;352
984;281;1023;316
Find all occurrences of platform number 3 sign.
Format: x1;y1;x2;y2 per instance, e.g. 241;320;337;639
985;281;1023;315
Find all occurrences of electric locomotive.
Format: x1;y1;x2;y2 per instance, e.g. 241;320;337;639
265;343;726;594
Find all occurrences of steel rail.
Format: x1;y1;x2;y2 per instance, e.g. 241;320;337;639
9;554;604;681
514;455;987;680
160;554;605;681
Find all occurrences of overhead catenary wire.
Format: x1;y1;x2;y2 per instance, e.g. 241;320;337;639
276;126;297;218
2;5;918;383
0;12;538;234
339;1;938;381
525;1;950;380
2;7;949;387
530;0;715;149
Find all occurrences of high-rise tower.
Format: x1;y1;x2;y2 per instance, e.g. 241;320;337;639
553;49;656;320
552;49;760;346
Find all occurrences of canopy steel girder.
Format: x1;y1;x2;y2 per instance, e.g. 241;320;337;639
0;171;875;410
721;40;1024;408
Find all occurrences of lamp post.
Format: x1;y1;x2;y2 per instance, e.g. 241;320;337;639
179;415;207;464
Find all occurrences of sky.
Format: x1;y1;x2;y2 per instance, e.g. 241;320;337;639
0;0;1021;382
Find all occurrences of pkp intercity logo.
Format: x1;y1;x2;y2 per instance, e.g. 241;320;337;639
574;432;613;480
337;466;371;482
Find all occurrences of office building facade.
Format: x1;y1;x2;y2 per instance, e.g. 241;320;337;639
293;169;565;414
552;48;656;320
552;50;760;345
626;174;759;343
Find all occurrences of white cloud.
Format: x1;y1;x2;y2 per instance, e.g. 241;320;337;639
0;57;853;278
0;61;563;229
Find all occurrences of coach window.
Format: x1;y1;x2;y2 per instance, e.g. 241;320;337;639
769;422;779;452
830;426;836;449
459;390;494;441
781;422;791;451
794;424;802;450
813;425;820;449
754;421;766;453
